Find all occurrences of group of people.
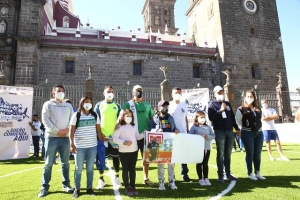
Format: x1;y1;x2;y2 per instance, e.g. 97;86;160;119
35;83;296;198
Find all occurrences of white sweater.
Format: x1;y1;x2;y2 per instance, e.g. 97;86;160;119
112;124;144;153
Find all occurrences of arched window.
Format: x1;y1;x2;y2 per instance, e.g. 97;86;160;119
63;16;69;28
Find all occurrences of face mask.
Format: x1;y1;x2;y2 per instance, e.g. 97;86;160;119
55;92;65;100
216;94;224;101
246;98;254;105
160;108;168;115
198;118;206;124
134;91;143;98
173;93;181;101
125;116;132;124
261;103;267;109
105;93;114;100
83;103;92;111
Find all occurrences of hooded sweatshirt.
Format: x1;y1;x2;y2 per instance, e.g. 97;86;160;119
42;99;74;138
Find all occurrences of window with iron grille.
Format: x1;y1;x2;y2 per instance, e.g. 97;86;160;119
133;61;142;76
65;60;75;74
193;64;201;78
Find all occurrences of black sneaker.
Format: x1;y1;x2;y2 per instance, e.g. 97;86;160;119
86;188;96;196
182;176;192;182
125;187;133;196
72;189;80;198
218;175;224;183
227;174;238;181
131;187;138;195
63;185;74;193
37;189;48;198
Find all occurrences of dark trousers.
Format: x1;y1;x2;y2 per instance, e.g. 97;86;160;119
196;150;211;179
181;164;189;178
119;151;138;188
32;136;40;156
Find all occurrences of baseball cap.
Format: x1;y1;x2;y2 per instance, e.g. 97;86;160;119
132;85;142;91
213;85;223;94
158;100;169;107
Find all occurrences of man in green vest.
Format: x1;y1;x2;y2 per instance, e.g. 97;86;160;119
94;86;121;189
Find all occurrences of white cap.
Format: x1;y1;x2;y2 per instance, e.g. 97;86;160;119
133;85;142;91
213;85;223;94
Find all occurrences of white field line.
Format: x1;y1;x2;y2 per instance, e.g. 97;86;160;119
208;181;237;200
0;166;43;179
106;159;122;200
283;151;300;154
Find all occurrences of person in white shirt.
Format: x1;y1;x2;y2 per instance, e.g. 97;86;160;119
112;109;144;197
29;114;41;157
261;99;290;161
168;87;191;182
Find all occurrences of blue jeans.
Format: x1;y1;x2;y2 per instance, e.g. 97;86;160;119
214;130;235;176
40;133;45;158
237;136;244;150
74;146;97;189
241;130;264;175
41;137;71;190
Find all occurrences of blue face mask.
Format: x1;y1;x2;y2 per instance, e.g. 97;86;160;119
262;103;267;109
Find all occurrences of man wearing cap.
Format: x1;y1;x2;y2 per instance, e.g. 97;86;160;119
208;85;240;183
149;100;179;190
123;85;155;186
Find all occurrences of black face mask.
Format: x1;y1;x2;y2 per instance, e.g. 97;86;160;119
161;108;168;115
134;91;143;98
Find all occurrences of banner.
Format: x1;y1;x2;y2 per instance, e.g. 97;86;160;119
143;131;204;164
274;123;300;143
0;85;33;160
181;88;210;129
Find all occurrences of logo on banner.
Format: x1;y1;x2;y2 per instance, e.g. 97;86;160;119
184;99;207;113
3;128;29;141
0;97;29;121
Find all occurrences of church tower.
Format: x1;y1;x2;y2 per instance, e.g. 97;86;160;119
142;0;178;34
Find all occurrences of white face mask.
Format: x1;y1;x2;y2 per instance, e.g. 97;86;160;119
261;103;268;109
246;98;254;105
105;93;114;100
83;103;92;111
198;118;206;124
216;94;224;101
173;93;181;101
125;116;132;124
55;92;65;100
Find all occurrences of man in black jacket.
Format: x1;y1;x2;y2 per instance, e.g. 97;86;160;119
208;86;241;183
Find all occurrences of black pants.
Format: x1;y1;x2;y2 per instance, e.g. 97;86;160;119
119;151;138;188
196;150;211;179
32;136;40;156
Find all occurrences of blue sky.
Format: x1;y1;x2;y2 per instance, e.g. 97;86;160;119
72;0;300;91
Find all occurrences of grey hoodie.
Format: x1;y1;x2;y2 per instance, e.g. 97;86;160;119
42;99;74;138
189;125;215;150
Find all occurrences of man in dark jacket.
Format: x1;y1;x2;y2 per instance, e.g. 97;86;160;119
208;86;241;183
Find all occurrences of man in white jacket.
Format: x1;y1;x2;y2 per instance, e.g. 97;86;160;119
38;85;74;198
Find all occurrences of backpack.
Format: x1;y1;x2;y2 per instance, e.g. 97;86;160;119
75;111;98;129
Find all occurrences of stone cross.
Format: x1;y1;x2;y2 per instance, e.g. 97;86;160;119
159;66;169;81
276;72;282;87
222;69;230;86
85;63;94;80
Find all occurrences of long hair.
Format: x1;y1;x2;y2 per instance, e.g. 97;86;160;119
193;111;207;126
77;96;93;113
118;109;135;126
243;90;260;112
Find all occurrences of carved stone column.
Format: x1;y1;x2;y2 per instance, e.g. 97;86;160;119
160;66;171;101
85;79;95;100
224;84;235;113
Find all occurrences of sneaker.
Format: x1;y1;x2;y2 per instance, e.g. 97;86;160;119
281;156;291;161
86;188;96;196
248;173;258;180
144;179;154;186
182;176;192;182
204;178;211;186
97;179;106;189
125;187;133;196
240;149;243;152
199;179;206;186
37;189;48;198
232;149;236;152
269;156;275;161
63;185;74;193
131;187;139;195
218;176;224;183
72;189;80;198
158;182;166;190
169;181;177;190
227;174;238;181
255;172;266;180
114;177;122;187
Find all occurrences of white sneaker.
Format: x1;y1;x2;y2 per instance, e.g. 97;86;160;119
255;172;266;180
96;179;106;189
248;173;258;180
199;179;206;186
114;177;122;187
204;178;211;186
158;182;166;190
169;181;177;190
281;156;291;161
269;156;275;161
